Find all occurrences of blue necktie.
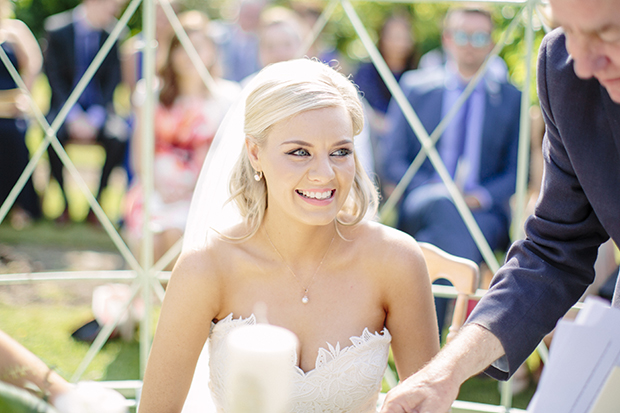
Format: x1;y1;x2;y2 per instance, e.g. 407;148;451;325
77;30;99;108
445;92;472;178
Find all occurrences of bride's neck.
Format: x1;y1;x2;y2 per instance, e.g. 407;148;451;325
261;214;337;261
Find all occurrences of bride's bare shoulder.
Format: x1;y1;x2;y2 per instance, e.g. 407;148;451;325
172;227;250;282
349;221;426;275
352;220;420;248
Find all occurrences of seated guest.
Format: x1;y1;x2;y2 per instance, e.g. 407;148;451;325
43;0;128;224
379;6;521;334
0;0;42;228
239;5;304;87
354;13;417;134
123;11;240;270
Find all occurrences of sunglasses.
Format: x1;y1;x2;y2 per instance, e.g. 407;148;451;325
451;30;492;48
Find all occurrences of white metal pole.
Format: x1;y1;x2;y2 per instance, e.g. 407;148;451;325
140;0;157;378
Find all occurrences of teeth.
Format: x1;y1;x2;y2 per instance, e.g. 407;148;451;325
299;190;333;200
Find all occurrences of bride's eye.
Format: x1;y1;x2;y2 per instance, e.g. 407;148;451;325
288;148;311;157
331;148;352;157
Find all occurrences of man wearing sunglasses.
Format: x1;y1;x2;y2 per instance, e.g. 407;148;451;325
380;6;521;335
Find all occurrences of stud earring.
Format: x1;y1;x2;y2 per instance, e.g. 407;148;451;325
254;170;263;181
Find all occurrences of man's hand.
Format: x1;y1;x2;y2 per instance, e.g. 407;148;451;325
380;362;459;413
380;324;506;413
68;116;97;142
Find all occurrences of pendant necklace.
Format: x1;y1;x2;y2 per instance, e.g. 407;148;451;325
264;229;335;304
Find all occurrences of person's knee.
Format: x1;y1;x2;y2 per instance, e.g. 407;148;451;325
399;191;458;233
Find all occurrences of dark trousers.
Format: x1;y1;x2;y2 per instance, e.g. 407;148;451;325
47;120;128;205
0;118;41;218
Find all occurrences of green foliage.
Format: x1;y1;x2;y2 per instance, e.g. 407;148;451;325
14;0;79;40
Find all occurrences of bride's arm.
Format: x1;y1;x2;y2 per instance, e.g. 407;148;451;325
381;230;440;380
139;248;221;413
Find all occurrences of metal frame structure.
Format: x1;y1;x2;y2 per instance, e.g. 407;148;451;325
0;0;550;411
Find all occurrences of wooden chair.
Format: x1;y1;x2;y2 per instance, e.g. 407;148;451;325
381;242;481;392
418;242;480;343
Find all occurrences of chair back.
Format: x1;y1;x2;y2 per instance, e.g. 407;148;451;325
418;242;480;343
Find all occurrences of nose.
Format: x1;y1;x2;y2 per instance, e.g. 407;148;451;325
308;154;335;183
567;34;609;79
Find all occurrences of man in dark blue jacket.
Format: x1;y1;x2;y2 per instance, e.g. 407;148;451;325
380;7;521;265
44;0;128;224
380;7;521;335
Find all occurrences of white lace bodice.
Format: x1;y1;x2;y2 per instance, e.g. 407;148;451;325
208;314;391;413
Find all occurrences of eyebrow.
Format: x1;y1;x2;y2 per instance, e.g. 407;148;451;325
280;139;354;147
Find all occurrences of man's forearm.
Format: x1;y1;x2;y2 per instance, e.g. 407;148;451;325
431;323;505;384
381;323;506;413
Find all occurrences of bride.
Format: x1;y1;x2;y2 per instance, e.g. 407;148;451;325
138;58;439;412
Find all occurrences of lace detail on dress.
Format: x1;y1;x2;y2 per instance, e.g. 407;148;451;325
208;314;391;413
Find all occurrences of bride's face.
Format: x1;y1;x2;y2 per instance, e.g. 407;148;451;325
248;105;356;226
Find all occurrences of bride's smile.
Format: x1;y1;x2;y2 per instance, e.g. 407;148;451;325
248;105;356;227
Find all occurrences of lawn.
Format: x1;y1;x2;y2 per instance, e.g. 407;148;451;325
0;303;140;383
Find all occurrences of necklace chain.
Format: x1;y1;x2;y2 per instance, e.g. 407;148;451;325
264;229;335;304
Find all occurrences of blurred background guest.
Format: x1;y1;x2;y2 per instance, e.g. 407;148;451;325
0;0;43;229
119;0;182;196
123;11;240;270
43;0;128;225
257;6;303;69
215;0;265;83
379;6;521;335
240;5;304;86
120;0;182;95
289;0;342;66
354;13;417;135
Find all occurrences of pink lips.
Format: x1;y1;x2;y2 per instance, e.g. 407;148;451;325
599;76;620;88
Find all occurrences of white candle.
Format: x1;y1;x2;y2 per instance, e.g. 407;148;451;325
225;324;299;413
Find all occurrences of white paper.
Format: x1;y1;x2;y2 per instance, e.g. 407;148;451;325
528;297;620;413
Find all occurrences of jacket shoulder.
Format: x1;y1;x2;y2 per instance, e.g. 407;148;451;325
399;67;445;94
44;10;73;33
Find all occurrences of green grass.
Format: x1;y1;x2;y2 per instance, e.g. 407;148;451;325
0;220;117;252
0;303;140;382
459;375;536;409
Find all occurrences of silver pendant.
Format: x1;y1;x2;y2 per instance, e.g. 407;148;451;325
301;295;309;304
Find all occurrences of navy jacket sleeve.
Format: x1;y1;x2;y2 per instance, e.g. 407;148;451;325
378;70;442;191
467;29;610;380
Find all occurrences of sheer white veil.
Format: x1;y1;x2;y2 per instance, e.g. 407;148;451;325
181;77;250;252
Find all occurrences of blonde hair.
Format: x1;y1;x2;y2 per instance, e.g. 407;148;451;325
229;59;378;238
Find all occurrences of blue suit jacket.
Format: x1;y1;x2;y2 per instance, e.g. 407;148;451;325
380;66;521;224
469;28;620;380
44;9;122;130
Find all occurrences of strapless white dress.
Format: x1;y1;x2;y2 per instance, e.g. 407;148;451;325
207;313;391;413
